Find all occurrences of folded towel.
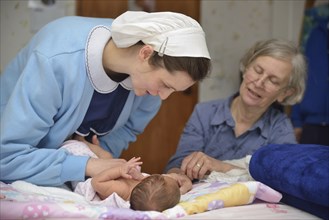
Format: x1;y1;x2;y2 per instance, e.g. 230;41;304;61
249;144;329;219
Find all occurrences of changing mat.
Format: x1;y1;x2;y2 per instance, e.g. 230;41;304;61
1;174;282;219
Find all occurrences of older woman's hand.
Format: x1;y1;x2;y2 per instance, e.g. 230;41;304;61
181;151;236;180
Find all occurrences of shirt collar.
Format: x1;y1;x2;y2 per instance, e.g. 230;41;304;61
253;110;270;139
86;25;133;93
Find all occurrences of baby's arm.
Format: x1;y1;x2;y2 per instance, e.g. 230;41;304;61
91;157;143;199
164;173;192;194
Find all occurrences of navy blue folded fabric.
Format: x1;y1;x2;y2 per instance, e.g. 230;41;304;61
249;144;329;219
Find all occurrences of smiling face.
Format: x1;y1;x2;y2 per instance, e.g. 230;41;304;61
240;56;294;109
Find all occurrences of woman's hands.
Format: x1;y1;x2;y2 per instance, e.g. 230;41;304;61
73;134;128;178
180;151;237;180
90;157;144;181
85;157;126;178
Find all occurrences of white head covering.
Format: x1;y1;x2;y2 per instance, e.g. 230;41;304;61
111;11;210;59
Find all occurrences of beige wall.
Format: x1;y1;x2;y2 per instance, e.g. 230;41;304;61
0;0;305;101
199;0;305;102
0;0;76;73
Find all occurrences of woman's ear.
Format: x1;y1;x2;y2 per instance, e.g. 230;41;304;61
277;87;295;103
139;45;154;61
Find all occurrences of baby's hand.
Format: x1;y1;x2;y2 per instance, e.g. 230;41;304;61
165;173;192;194
128;165;144;181
120;157;143;179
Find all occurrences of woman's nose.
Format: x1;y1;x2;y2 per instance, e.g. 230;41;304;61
254;75;267;88
159;88;174;100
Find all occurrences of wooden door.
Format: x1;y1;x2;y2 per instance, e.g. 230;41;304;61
76;0;200;174
76;0;128;18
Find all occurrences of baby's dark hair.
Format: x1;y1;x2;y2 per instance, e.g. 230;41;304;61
130;174;180;212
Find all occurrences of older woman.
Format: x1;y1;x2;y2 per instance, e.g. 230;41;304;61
165;39;307;180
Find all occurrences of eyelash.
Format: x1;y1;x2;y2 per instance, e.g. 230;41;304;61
162;82;172;90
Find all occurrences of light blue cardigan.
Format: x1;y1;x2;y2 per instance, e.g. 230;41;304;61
0;16;161;186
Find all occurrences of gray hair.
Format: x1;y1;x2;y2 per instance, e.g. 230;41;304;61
239;39;307;105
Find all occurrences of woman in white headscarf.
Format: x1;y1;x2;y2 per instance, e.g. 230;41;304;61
0;11;211;187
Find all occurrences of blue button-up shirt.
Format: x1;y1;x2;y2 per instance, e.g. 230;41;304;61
165;94;296;172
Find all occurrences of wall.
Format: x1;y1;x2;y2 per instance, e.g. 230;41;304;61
0;0;76;72
0;0;305;101
199;0;305;102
